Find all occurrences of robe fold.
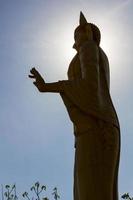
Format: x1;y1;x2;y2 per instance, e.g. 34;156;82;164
59;40;120;130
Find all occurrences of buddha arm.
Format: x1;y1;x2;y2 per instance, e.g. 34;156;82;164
42;40;99;93
42;81;64;93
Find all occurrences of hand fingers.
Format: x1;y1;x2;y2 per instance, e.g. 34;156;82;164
30;67;41;76
29;68;45;83
28;74;35;78
33;81;37;86
30;67;36;72
30;70;43;80
30;67;36;73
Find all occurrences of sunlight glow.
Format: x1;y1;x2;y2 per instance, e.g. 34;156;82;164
100;27;118;63
53;26;76;62
32;17;122;81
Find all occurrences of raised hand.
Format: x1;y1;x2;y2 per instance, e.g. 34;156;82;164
29;67;46;92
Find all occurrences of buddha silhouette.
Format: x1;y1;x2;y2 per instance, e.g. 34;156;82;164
29;12;121;200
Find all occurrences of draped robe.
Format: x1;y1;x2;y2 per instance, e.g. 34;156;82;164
59;40;121;200
59;40;120;129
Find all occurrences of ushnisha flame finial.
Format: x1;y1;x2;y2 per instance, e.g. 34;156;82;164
79;11;88;26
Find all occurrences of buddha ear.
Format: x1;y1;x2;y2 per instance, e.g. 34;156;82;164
79;11;88;26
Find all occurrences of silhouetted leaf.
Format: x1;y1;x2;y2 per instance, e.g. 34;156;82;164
5;185;10;189
121;193;130;199
41;185;46;191
31;186;35;191
42;198;49;200
53;187;57;191
35;182;40;188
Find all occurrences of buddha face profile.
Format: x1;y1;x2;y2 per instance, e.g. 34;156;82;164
73;12;101;50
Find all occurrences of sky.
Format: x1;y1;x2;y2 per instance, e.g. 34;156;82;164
0;0;133;199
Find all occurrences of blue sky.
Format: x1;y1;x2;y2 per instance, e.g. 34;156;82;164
0;0;133;199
